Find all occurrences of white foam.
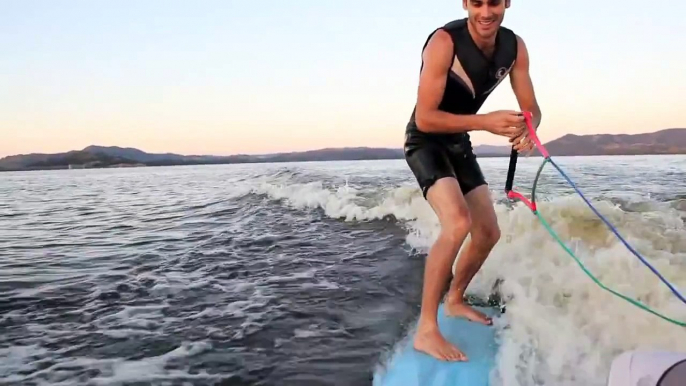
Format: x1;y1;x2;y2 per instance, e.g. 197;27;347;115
248;175;686;385
428;198;686;386
248;176;428;223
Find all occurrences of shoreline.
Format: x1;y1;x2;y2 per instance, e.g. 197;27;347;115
2;152;685;173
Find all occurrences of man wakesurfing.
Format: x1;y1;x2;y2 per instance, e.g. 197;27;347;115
403;0;542;361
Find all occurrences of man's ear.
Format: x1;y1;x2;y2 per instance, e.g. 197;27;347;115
462;0;468;11
505;0;511;8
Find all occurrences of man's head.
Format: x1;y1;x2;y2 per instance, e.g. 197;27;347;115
462;0;510;40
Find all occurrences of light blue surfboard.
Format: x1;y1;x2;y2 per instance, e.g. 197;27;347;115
373;304;500;386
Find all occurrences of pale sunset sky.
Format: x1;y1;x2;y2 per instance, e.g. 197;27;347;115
1;0;684;157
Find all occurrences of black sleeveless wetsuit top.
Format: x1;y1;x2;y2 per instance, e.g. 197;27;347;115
405;18;518;146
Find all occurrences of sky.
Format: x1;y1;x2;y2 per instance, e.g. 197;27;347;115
1;0;685;157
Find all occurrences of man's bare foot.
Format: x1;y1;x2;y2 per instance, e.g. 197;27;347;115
445;301;493;325
413;326;467;361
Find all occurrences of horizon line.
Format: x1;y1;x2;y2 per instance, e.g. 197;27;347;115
3;126;684;159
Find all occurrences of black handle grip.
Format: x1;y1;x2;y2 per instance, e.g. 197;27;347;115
505;147;518;192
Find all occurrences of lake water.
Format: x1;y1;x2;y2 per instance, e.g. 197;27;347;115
2;155;686;386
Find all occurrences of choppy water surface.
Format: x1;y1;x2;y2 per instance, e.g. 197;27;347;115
2;155;686;385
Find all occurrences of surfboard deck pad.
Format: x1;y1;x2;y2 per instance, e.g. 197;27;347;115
373;304;500;386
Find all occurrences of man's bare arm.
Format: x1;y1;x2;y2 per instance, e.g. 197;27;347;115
414;29;484;134
510;35;542;129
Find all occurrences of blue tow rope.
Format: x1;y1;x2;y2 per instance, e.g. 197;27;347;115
546;158;686;305
505;112;686;326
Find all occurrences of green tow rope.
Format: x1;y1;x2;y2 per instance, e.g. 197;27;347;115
534;210;686;327
505;113;686;327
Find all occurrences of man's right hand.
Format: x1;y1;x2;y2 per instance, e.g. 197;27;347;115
481;110;525;138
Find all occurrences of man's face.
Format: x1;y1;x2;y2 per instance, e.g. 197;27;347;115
462;0;510;40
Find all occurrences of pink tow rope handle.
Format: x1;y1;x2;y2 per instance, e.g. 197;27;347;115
504;111;548;212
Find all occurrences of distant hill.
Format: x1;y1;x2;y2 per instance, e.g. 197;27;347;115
82;145;189;163
473;144;511;155
0;149;146;171
539;128;686;156
1;128;684;171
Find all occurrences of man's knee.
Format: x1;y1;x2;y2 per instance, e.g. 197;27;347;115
473;222;501;249
443;207;472;244
426;177;472;244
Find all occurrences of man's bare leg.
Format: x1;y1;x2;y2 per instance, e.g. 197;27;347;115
413;177;473;361
445;184;501;325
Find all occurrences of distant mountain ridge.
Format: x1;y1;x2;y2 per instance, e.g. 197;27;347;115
82;145;189;162
1;128;684;171
540;128;686;156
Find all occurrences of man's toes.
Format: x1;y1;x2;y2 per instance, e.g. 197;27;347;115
438;349;450;361
474;311;492;325
456;350;467;361
447;347;464;361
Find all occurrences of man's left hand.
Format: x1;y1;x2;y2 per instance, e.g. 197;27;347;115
510;130;535;155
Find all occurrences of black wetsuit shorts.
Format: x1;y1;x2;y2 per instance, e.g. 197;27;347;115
404;130;486;199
